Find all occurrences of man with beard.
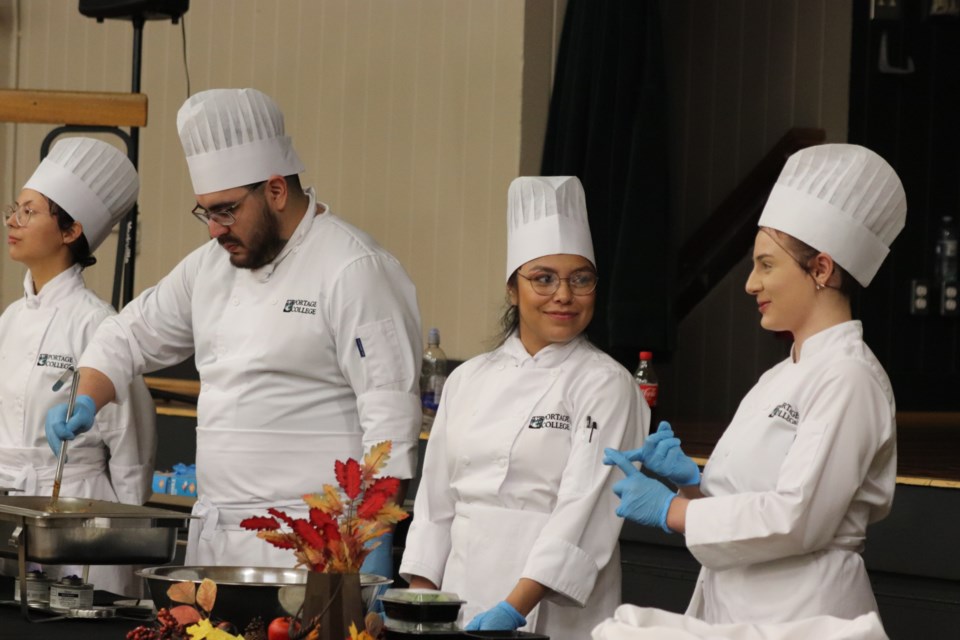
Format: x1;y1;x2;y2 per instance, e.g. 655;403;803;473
43;89;423;574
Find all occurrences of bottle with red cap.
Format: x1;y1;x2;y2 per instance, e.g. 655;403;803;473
634;351;658;409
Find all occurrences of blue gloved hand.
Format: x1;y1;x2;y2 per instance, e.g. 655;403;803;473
604;421;700;487
360;531;394;579
605;448;677;533
465;601;526;631
44;395;97;457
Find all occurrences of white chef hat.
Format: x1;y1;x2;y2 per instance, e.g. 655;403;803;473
23;137;138;252
177;88;305;195
758;143;906;287
506;176;595;281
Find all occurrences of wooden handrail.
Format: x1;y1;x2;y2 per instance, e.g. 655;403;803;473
675;127;826;319
0;89;148;127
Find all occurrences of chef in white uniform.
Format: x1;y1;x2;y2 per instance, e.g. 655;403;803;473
43;89;422;573
604;144;906;629
0;137;156;596
400;176;648;639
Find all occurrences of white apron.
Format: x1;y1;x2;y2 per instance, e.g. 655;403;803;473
185;426;363;566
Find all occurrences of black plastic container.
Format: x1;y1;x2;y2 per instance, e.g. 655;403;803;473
383;599;463;623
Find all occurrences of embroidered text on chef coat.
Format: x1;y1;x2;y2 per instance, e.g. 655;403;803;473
768;402;799;425
282;298;317;314
528;412;571;430
36;353;75;370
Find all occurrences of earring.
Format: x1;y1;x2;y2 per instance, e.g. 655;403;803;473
815;282;824;291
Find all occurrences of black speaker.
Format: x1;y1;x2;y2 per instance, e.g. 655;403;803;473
78;0;188;23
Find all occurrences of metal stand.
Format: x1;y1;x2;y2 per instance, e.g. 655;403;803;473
39;16;145;311
10;524;66;622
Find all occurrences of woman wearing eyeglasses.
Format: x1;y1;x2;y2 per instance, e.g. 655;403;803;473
400;176;648;640
0;138;155;596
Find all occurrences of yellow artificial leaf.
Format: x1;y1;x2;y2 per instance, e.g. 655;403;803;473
375;502;409;525
196;578;217;613
348;622;360;639
188;618;246;639
362;441;392;478
167;580;196;605
303;485;343;515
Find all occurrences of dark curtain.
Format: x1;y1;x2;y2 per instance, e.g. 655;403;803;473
541;0;673;367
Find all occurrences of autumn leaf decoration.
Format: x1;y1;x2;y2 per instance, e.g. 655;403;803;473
240;440;408;573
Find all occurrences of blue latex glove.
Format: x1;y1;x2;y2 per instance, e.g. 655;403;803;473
604;421;700;487
465;601;526;631
360;531;394;579
605;448;677;533
44;395;97;457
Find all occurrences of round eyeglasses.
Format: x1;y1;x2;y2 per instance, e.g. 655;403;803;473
192;181;265;226
517;270;599;296
3;202;44;228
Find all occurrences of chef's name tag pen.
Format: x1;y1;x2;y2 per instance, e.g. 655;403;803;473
586;415;598;442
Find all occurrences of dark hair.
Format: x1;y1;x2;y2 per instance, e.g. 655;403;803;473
772;229;860;298
45;196;96;269
494;271;520;347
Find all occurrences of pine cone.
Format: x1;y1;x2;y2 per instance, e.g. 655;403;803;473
244;616;267;640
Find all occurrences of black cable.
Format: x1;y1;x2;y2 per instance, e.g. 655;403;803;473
180;15;191;97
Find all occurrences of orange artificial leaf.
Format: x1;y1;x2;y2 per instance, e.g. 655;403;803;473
196;578;217;613
375;502;409;525
303;485;343;516
362;441;392;480
167;581;196;605
169;604;202;625
258;530;297;549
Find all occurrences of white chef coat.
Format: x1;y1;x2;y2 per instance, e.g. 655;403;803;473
592;605;889;640
79;189;422;567
400;334;648;640
0;264;156;595
684;321;895;625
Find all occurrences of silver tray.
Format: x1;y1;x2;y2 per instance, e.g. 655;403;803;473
0;496;191;564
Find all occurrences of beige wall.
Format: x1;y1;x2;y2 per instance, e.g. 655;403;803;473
0;0;565;360
659;0;853;425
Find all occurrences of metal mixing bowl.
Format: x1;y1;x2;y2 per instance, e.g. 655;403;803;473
138;566;391;626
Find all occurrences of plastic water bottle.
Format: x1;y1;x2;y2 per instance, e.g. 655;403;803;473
420;328;447;435
934;215;958;284
634;351;658;409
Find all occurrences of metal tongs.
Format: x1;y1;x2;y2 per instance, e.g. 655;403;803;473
50;366;80;506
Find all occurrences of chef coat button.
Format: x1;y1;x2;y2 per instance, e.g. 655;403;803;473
460;456;470;466
498;457;507;467
497;364;505;371
232;298;240;306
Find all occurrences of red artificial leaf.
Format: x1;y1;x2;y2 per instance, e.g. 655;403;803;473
357;490;389;519
267;507;296;528
293;518;327;551
169;604;202;626
240;516;280;531
335;458;363;499
310;508;341;543
368;476;400;500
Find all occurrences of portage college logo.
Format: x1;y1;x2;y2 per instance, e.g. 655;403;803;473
769;402;799;426
37;353;75;370
283;299;317;315
528;413;571;431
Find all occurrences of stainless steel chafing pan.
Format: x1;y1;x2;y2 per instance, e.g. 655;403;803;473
0;496;191;565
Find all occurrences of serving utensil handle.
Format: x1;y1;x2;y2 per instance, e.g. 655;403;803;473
51;369;81;502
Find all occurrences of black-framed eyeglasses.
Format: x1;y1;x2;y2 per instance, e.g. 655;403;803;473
517;270;599;296
3;202;44;228
191;181;265;226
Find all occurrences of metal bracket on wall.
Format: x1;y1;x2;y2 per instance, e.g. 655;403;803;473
879;31;915;74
